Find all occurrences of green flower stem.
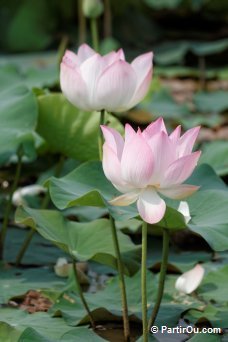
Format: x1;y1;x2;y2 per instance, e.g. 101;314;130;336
148;228;170;329
110;215;130;342
104;0;112;37
0;147;23;260
141;221;148;342
98;109;105;160
99;112;130;340
15;155;65;266
78;0;87;44
90;17;99;51
72;258;96;330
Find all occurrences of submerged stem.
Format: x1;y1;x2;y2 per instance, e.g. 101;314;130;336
148;228;170;329
0;147;23;260
110;215;130;341
141;221;148;342
72;258;96;329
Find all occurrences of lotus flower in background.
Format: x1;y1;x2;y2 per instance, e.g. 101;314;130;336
175;264;205;294
60;44;153;112
101;118;201;224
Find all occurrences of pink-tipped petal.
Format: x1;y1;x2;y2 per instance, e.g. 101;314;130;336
77;43;96;64
80;54;107;106
175;264;205;294
137;188;166;224
101;126;124;160
148;131;175;184
142;117;167;139
163;151;201;186
109;191;139;206
96;60;137;112
62;50;79;68
125;124;136;143
128;52;153;107
178;126;201;157
102;51;121;67
121;133;154;188
102;143;132;193
60;63;89;110
158;184;200;200
131;52;153;85
117;48;125;60
169;125;181;142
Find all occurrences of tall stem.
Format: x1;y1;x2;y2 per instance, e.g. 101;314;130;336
98;109;105;160
103;0;112;38
15;155;65;266
72;258;96;329
99;112;130;340
78;0;87;44
148;228;170;329
141;221;148;342
0;147;23;260
110;216;130;341
90;18;99;51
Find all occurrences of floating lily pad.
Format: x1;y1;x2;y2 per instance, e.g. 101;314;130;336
15;207;140;275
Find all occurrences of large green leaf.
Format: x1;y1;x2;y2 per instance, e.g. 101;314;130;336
0;64;58;92
48;160;187;228
5;227;67;266
0;85;38;163
200;141;228;176
0;309;105;342
15;207;140;275
0;267;64;305
198;265;228;303
51;271;199;329
188;189;228;251
187;164;226;190
37;94;124;161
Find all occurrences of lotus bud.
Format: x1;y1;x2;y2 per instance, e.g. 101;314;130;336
83;0;104;18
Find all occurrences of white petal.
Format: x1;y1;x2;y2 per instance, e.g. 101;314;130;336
96;60;137;112
175;264;205;294
77;44;96;64
177;201;191;224
60;63;89;110
109;191;139;206
158;184;200;200
137;188;166;224
128;52;153;108
80;54;107;107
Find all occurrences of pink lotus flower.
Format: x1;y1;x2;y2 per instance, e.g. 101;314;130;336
101;118;201;224
60;44;153;112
